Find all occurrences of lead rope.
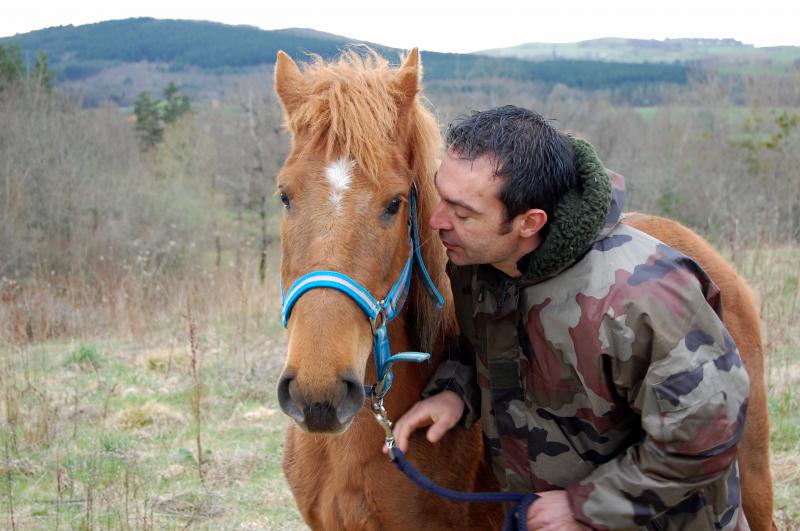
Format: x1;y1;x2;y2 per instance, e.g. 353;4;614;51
372;396;539;531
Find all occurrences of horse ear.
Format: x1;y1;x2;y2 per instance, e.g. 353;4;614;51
394;48;421;112
274;51;305;116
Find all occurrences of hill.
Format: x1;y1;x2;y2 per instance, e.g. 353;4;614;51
478;37;800;71
3;18;361;77
2;18;689;105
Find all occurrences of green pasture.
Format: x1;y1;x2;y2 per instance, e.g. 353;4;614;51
1;335;304;529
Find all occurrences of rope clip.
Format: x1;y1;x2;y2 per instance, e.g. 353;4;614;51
371;397;396;460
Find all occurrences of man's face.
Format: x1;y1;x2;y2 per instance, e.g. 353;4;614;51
430;150;527;274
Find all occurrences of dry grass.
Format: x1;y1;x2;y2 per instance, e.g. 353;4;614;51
774;454;800;530
0;238;798;529
731;243;800;527
140;347;193;374
0;251;301;530
113;401;187;430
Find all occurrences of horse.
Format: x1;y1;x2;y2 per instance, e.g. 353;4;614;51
623;213;774;530
273;48;774;530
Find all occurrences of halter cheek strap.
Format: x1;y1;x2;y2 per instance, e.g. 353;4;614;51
280;185;444;399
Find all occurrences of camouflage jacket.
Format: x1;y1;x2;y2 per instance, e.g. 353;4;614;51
423;139;750;530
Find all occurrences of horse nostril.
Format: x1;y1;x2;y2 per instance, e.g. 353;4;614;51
278;370;364;431
277;371;304;424
337;375;365;424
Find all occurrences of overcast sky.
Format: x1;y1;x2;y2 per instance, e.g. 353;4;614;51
3;0;798;52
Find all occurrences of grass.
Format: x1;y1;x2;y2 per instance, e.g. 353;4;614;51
1;242;798;529
63;345;105;370
0;253;304;530
1;334;303;530
732;243;800;526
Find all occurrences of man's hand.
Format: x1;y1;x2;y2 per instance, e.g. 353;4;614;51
527;490;582;531
388;390;464;453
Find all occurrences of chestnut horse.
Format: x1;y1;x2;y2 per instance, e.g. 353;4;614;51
273;49;773;530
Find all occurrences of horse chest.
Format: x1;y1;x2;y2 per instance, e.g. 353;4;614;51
283;422;470;530
283;423;386;529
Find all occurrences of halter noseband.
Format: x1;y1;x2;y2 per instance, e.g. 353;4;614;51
280;185;444;399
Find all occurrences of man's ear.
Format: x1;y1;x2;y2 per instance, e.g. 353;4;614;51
518;209;548;238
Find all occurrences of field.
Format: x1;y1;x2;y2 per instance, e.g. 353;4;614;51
479;38;800;72
1;240;798;530
748;245;800;529
1;253;307;529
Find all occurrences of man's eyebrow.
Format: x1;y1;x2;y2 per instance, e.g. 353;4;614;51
434;172;481;214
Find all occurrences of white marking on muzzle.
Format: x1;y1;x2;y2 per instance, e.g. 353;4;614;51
325;158;355;213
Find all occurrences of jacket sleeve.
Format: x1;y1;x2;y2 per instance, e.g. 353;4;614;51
421;333;481;427
565;270;750;529
421;263;482;428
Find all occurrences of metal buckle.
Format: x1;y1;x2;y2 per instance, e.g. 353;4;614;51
371;396;396;460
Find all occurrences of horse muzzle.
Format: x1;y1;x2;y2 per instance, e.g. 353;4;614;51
277;368;365;432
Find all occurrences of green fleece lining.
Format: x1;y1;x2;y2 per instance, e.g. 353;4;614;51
518;137;612;285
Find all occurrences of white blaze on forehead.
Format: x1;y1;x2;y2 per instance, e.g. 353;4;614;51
325;158;355;212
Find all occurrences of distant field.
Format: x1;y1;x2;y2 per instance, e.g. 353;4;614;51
1;244;798;529
480;38;800;72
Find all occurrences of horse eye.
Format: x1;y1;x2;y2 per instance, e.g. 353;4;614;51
279;192;291;209
384;197;402;217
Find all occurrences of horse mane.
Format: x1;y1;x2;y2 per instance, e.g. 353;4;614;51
286;48;456;353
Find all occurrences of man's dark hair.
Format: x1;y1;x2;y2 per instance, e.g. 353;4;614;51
445;105;578;230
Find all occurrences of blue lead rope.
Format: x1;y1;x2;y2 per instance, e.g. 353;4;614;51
390;448;539;531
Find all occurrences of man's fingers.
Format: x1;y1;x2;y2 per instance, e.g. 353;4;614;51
390;392;463;453
425;418;451;443
392;406;433;452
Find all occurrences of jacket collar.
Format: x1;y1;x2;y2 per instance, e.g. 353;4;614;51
513;137;623;286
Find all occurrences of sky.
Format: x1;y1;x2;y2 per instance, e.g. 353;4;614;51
2;0;799;53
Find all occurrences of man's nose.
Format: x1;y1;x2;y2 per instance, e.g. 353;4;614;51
429;201;452;231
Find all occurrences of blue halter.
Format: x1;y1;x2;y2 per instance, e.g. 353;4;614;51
281;185;444;399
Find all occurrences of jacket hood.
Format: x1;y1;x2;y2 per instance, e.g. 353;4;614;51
516;137;625;285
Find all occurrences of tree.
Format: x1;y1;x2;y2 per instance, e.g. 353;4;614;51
0;44;54;96
162;82;190;124
133;91;163;149
0;42;26;87
132;83;191;150
31;51;53;92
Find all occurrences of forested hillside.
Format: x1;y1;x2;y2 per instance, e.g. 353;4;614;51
3;18;688;101
5;18;352;74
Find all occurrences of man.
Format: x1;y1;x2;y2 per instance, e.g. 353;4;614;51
392;106;750;530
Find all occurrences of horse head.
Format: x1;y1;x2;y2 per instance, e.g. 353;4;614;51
274;49;453;433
